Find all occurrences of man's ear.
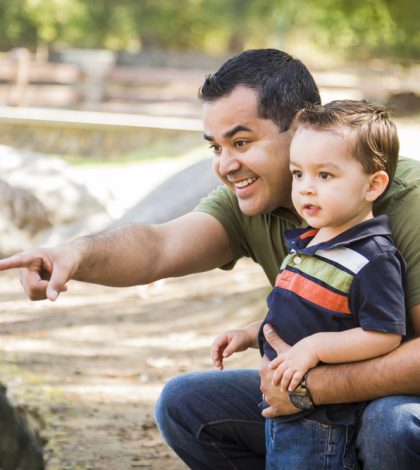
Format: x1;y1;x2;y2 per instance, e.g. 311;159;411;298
288;111;304;134
365;170;389;202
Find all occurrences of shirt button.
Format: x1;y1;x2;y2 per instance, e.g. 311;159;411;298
294;256;302;265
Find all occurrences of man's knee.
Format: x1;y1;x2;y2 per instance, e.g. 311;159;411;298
357;396;420;468
360;396;420;443
156;372;203;438
156;375;186;431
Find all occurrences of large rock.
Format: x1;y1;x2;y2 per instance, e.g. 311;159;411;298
0;180;51;235
0;145;111;254
0;385;44;469
112;158;220;226
0;179;51;256
0;145;107;226
0;215;31;257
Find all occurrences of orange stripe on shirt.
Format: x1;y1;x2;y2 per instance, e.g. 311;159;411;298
300;229;319;240
275;270;351;315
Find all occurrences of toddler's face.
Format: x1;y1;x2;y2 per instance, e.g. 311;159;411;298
289;127;373;236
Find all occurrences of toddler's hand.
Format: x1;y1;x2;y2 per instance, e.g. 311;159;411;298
211;329;252;370
270;338;320;391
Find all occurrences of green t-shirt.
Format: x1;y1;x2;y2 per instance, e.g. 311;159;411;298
194;157;420;311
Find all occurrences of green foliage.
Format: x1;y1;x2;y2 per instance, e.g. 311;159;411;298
0;0;418;61
295;0;420;60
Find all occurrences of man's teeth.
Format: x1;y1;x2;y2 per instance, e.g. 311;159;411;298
235;178;256;188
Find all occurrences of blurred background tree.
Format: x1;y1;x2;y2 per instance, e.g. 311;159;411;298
0;0;418;63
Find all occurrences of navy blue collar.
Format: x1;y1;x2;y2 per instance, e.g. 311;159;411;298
285;215;392;255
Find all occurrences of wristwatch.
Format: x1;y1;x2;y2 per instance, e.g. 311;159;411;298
288;373;315;410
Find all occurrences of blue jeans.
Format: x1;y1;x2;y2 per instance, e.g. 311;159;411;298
155;369;420;469
356;395;420;469
266;417;358;469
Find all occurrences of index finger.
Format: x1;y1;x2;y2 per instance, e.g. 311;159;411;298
0;253;39;271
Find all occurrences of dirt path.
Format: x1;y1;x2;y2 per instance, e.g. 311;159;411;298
0;259;268;469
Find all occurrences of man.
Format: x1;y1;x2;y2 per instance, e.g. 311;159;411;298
1;49;419;469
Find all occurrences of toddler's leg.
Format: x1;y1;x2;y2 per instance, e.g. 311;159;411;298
265;417;358;469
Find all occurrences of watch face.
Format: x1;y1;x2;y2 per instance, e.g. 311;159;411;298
289;390;314;410
293;394;313;410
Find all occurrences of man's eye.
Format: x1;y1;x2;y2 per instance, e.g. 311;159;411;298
319;172;332;180
209;144;221;154
234;140;248;149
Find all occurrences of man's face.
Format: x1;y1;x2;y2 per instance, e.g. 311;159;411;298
202;86;294;216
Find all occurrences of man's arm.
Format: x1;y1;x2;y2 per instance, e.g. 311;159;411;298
75;212;234;285
308;304;420;405
0;212;234;301
260;308;420;418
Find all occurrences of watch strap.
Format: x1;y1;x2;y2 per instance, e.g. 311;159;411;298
288;372;315;410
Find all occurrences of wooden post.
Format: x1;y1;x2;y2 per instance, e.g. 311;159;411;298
8;48;31;107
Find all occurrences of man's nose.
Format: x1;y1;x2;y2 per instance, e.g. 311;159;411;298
217;149;241;176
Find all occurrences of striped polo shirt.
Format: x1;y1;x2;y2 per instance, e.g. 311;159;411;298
258;215;406;424
259;215;406;361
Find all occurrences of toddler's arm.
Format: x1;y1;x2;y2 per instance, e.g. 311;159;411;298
211;321;261;370
270;328;402;391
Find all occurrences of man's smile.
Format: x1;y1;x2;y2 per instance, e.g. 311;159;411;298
234;177;258;189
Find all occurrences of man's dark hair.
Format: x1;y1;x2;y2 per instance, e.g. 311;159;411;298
199;49;321;132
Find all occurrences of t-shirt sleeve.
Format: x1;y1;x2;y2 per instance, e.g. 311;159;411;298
349;251;406;336
193;185;249;268
375;159;420;310
386;185;420;310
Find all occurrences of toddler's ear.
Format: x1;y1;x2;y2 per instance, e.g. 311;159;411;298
366;171;389;202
